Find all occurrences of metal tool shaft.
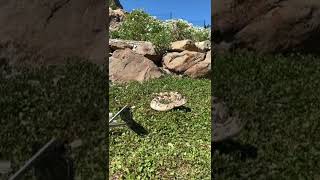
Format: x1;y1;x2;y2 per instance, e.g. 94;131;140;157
8;138;57;180
109;105;128;123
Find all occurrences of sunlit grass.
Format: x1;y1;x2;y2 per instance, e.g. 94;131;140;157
109;76;211;179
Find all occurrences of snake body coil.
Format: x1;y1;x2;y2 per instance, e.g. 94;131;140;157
150;92;187;111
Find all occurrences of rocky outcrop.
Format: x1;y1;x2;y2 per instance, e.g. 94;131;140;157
184;50;211;78
109;48;163;83
163;51;206;73
165;39;211;78
0;0;106;65
133;42;162;63
170;40;201;52
109;39;211;83
109;39;161;63
212;0;320;54
195;40;211;52
109;39;135;51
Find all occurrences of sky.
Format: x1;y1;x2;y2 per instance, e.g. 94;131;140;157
119;0;211;27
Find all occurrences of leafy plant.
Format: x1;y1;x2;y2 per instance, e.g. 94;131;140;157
110;9;210;54
164;19;210;42
110;9;172;54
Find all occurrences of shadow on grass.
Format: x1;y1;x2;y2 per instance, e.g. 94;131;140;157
110;106;192;137
32;140;74;180
212;140;258;178
125;120;149;136
213;139;258;160
172;106;192;112
119;107;149;136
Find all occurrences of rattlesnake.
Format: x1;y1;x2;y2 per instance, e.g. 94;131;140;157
212;96;245;142
150;91;187;111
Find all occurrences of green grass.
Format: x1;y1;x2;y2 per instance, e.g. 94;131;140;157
213;52;320;179
109;76;211;179
0;60;107;180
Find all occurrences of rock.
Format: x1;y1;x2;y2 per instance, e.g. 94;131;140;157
109;8;126;31
109;48;163;83
195;40;211;52
185;50;211;78
170;40;200;52
159;67;173;75
163;50;206;75
132;42;162;63
109;39;161;63
0;0;106;65
212;0;320;54
109;39;134;51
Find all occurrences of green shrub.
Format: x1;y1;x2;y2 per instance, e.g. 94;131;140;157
164;19;210;42
110;9;172;54
189;27;210;42
164;19;192;41
110;9;210;54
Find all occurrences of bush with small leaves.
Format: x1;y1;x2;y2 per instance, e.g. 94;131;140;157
110;9;172;54
164;19;210;42
110;10;210;54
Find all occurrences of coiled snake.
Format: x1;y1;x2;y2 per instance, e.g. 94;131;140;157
150;92;187;111
212;96;245;142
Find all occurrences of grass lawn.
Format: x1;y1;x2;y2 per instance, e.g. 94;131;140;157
213;52;320;179
0;61;107;180
109;76;211;179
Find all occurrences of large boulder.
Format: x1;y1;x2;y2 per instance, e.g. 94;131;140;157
109;48;163;83
109;39;161;63
170;40;200;52
163;50;211;78
109;39;134;51
212;0;320;54
132;42;162;63
0;0;106;65
185;50;211;78
195;40;211;52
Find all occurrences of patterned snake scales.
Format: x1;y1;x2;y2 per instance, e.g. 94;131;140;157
150;92;187;111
